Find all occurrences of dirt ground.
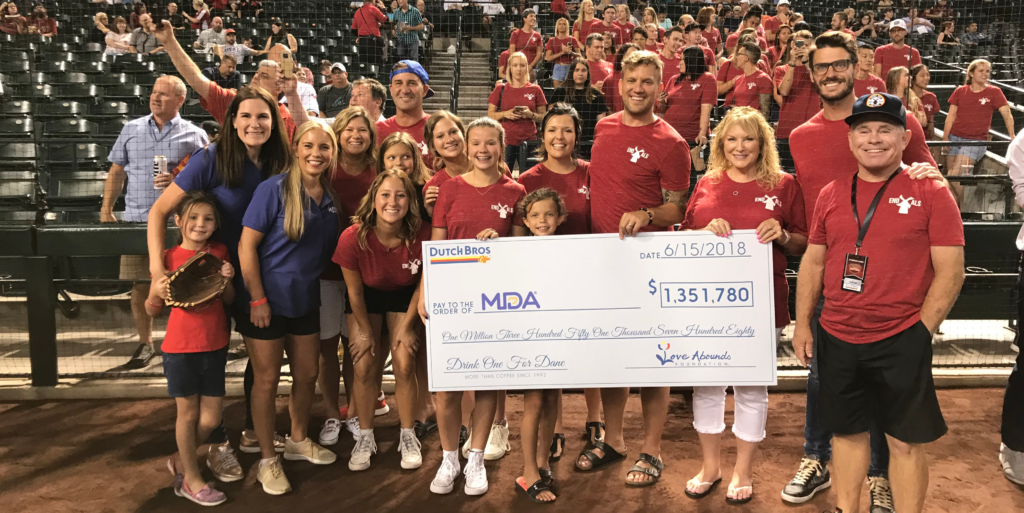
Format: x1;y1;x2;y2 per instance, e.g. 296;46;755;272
1;389;1022;513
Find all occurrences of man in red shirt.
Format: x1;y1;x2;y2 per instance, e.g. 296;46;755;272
728;42;772;115
28;5;57;36
657;27;685;87
774;29;819;167
763;0;790;43
873;20;921;78
153;20;297;140
596;5;624;50
725;12;768;54
613;4;635;42
854;44;886;98
352;0;387;69
684;22;716;76
793;91;964;513
579;51;690;488
830;12;856;38
585;33;613;89
781;31;941;513
377;60;435;168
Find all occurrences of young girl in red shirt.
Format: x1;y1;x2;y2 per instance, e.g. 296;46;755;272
146;192;235;507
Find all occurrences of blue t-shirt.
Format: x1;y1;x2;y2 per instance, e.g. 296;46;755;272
242;174;340;318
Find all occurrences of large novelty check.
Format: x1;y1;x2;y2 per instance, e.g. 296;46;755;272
422;230;777;391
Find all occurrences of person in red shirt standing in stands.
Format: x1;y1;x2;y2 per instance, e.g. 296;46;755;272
488;52;548;174
781;32;941;513
830;12;856;38
697;6;722;58
154;21;298;140
854;44;886;98
873;20;921;79
774;29;818;169
763;0;790;43
551;0;567;17
352;0;387;69
572;0;599;48
793;91;965;513
657;26;685;88
684;22;717;76
377;61;435;168
942;58;1015;205
595;5;624;52
602;44;640;113
910;64;940;163
545;17;579;88
584;33;613;88
614;4;635;42
728;42;773;117
660;46;716;161
725;13;768;55
509;12;544;76
577;51;690;488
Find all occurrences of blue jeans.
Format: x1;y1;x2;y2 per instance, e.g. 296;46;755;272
806;298;890;477
396;39;419;62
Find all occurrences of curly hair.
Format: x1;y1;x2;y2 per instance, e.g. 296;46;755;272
706;107;783;191
351;169;423;250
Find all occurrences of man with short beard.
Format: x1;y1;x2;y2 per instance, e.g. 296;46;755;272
782;31;939;513
194;16;227;51
873;20;921;78
580;50;690;488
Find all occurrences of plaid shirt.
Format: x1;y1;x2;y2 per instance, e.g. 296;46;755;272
391;6;423;46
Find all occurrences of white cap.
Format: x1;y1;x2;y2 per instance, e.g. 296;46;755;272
740;0;748;3
778;0;790;5
331;62;346;72
889;19;907;31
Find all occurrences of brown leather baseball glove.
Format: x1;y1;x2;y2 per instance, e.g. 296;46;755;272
165;251;229;308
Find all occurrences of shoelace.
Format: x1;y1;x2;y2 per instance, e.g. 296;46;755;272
352;434;377;457
869;477;894;510
266;459;283;479
792;458;822;485
435;456;460;483
324;419;341;432
217;446;241;470
490;425;510;450
464;460;485;484
399;431;422;455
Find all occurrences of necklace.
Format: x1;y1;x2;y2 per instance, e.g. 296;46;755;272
465;169;500;196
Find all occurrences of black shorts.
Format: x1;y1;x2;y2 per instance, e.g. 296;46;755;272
163;348;228;398
345;284;417;315
816;320;947;444
232;304;320;340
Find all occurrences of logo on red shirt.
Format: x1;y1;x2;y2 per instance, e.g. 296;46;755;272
924;104;933;111
755;195;780;210
890;195;920;214
578;184;590;200
979;97;991;105
492;203;514;218
524;93;535;100
402;258;421;274
627;146;649;163
417;141;429;155
747;82;758;89
691;83;701;90
867;86;879;94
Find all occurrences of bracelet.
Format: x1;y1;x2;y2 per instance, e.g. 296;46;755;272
780;229;791;245
249;297;268;307
639;207;654;224
145;299;162;308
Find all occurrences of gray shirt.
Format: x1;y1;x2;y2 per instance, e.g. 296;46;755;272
317;83;353;118
197;28;228;49
130;28;162;54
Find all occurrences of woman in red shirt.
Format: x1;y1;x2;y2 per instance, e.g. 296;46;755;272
545;17;579;88
572;0;599;48
334;169;431;472
660;47;717;173
642;7;664;42
509;11;545;76
488;52;548;175
681;107;807;505
697;6;721;56
425;118;527;497
885;66;927;130
602;43;640;113
424;111;469;216
316;106;378;448
910;64;942;165
942;58;1015;204
769;25;792;66
186;0;211;30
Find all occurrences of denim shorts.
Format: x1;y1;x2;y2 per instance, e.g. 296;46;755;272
163;348;228;398
552;63;571;82
947;133;987;161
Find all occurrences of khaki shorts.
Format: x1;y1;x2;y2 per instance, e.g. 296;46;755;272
119;255;151;281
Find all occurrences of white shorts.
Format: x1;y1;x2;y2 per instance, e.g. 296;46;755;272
319;279;348;340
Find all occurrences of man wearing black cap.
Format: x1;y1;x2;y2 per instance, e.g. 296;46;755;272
792;92;965;513
318;62;352;118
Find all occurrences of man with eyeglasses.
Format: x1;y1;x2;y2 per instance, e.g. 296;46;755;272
781;31;939;513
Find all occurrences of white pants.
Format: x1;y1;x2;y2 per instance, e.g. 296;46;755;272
691;327;783;443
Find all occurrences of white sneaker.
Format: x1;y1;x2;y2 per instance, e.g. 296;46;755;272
430;455;461;494
283;436;337;465
206;441;243;482
461;428;473;459
484;422;510;461
1001;443;1024;485
398;428;423;469
464;452;489;495
257;457;291;495
319;418;342;446
349;431;377;471
345;417;360;441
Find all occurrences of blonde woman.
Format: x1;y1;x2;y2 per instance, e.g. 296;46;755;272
643;7;664;41
885;66;927;129
488;52;548;174
545;17;579;88
573;0;598;48
91;12;111;44
680;107;807;505
186;0;211;30
238;121;342;494
104;17;133;55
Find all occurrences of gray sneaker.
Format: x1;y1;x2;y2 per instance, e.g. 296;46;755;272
868;476;894;513
1000;443;1024;485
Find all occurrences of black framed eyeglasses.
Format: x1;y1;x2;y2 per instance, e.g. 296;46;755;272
812;59;852;75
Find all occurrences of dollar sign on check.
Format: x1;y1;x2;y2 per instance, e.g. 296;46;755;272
648;279;656;295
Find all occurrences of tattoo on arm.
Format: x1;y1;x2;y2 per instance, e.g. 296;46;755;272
664;188;689;213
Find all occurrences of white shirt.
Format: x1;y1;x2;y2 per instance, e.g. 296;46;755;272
280;80;320;114
1006;130;1024;248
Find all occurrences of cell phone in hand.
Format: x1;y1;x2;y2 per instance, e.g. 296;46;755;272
794;40;805;49
281;52;294;79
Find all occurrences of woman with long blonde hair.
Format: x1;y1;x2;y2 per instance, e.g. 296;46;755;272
545;17;579;89
488;52;548;174
886;66;927;129
238;120;342;494
573;0;599;47
680;107;807;505
643;7;664;41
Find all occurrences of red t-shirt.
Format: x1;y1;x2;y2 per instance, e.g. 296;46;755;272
510;28;544;65
683;173;807;327
551;0;568;16
488;82;547;146
645;42;663;53
545;36;578;65
602;71;623;112
499;49;510;72
949;84;1008;140
854;74;887;98
919;91;940;125
376;114;433;168
840;28;856;38
161;242;230;353
595;21;625;47
768;46;782;66
32;17;57;35
352;4;386;37
573;19;601;46
773;64;821;139
662;73;718;140
424;168;457;191
587;59;613;85
432;174;527;240
589;113;691;234
330;164;376;218
730;70;773;109
873;44;922;79
518;161;591;235
658;52;682;86
192;9;210;30
200;82;296;140
790;110;937;227
614;20;635;42
810;172;964;344
211;0;228;9
333;223;431;291
716;60;744;106
702;27;721;50
763;16;783;37
725;33;768;51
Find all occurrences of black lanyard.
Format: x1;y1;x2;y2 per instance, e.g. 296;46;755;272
850;167;902;254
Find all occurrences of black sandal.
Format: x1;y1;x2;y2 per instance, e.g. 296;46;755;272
582;422;605;444
538;467;555;489
549;433;565;461
625;453;665;488
575;441;626;472
516;477;556;503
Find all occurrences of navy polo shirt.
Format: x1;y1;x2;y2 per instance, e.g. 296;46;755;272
242;173;340;318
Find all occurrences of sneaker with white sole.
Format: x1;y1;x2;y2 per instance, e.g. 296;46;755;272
1001;443;1024;485
345;417;360;441
257;457;291;495
167;458;184;495
207;441;243;483
430;455;461;494
178;481;227;506
283;437;337;465
461;428;473;459
781;457;831;504
398;428;423;469
868;476;894;513
239;430;285;454
464;452;489;495
375;391;390;416
484;422;510;461
349;431;378;471
319;418;342;446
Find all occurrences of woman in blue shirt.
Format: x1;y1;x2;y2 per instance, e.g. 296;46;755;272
239;121;342;494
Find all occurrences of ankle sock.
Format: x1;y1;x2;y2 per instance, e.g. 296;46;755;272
259;456;276;468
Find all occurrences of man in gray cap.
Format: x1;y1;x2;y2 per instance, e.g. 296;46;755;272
318;62;353;118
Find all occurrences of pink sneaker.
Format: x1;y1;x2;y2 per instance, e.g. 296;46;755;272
166;458;183;495
179;481;227;506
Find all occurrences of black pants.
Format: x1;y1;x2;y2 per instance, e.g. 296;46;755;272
357;36;383;71
1002;253;1024;451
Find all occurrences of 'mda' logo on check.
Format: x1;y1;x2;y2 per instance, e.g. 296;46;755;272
481;291;541;311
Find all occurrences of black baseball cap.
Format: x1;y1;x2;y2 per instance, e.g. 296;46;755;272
845;92;906;128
